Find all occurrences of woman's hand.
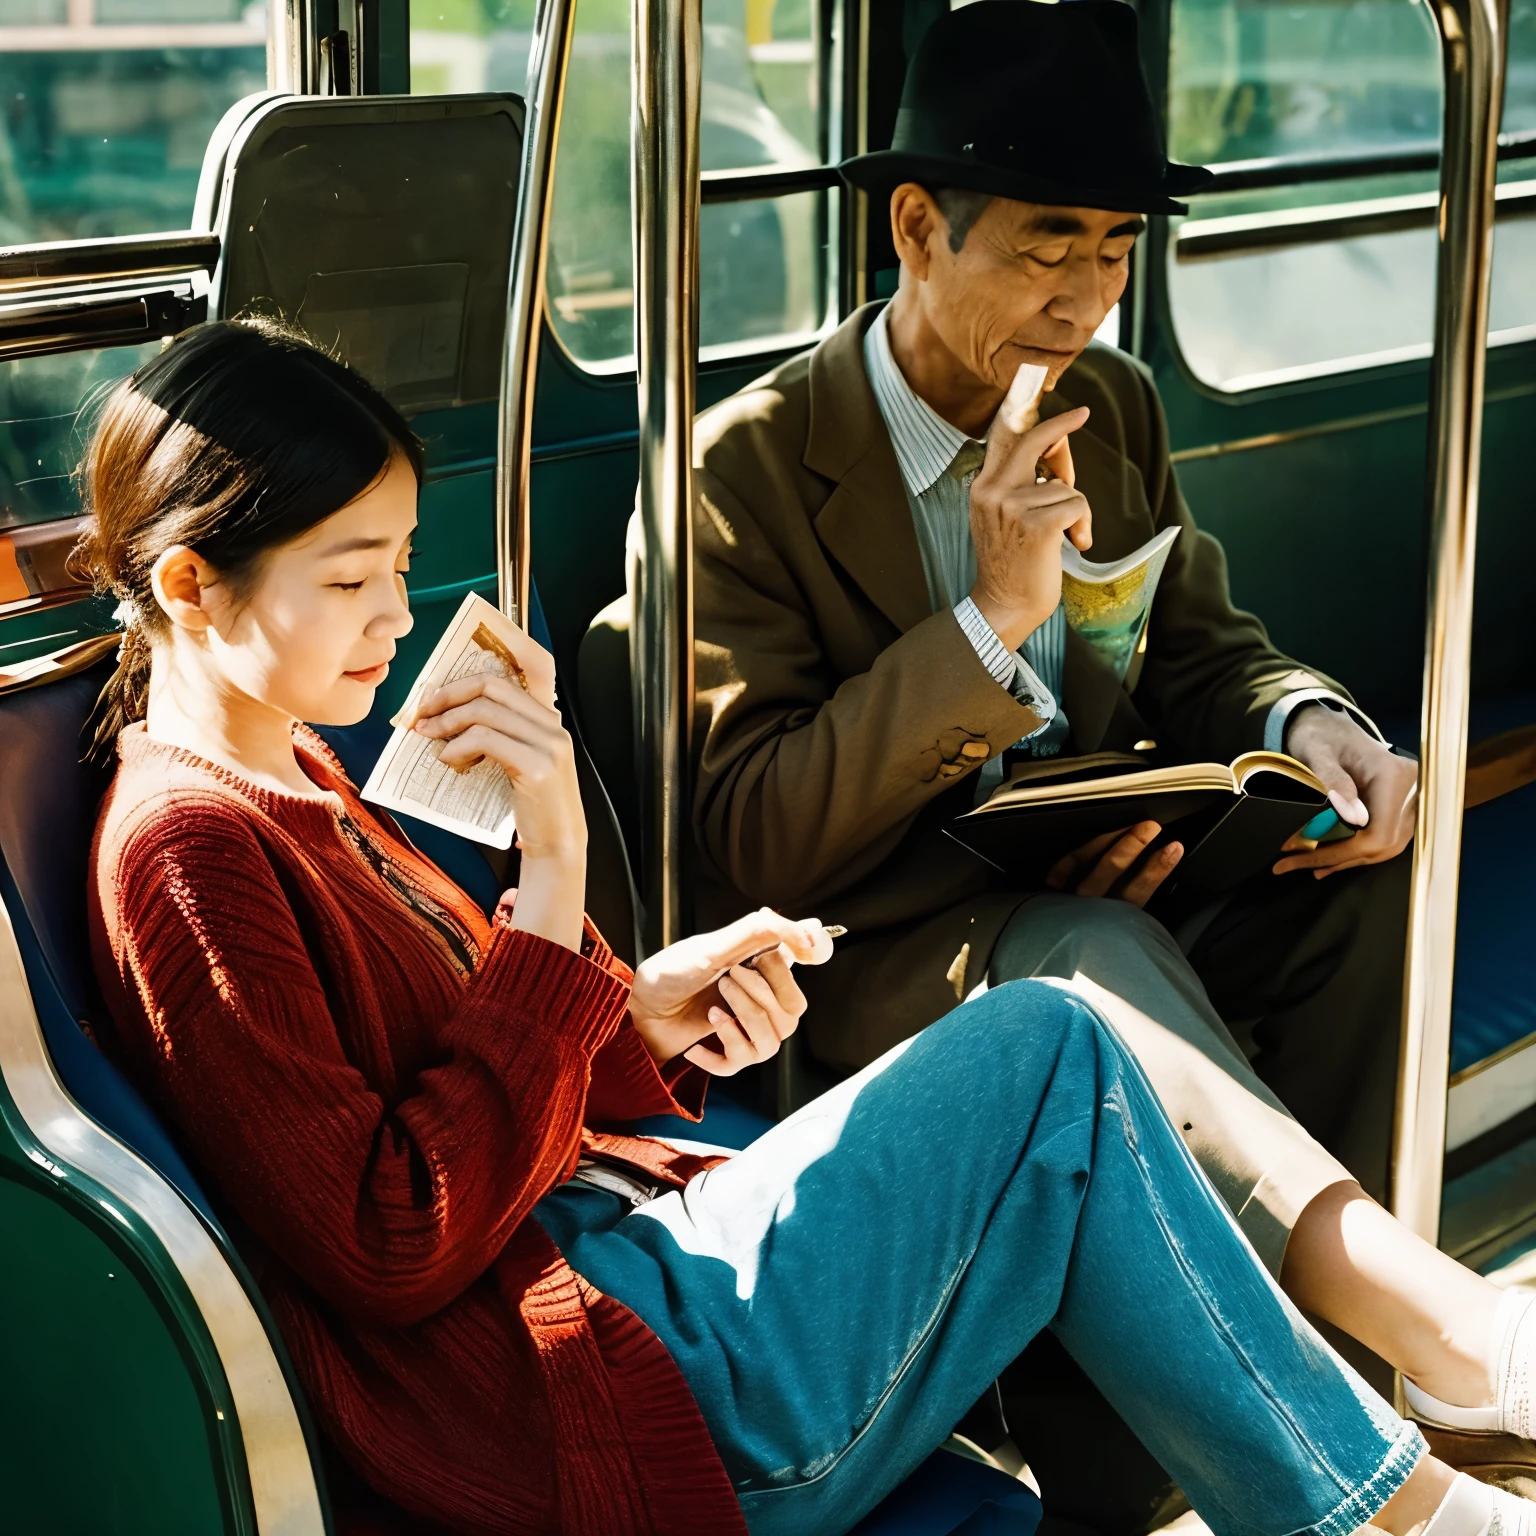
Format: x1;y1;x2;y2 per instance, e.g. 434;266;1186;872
629;909;835;1075
412;667;587;950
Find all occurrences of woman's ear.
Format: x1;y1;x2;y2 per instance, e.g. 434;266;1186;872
150;544;218;634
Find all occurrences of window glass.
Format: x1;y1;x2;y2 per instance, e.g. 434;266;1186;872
423;0;835;367
0;1;267;241
1165;0;1536;389
0;343;159;531
1168;198;1536;392
1167;0;1442;168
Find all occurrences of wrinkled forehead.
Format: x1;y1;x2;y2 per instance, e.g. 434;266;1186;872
990;197;1148;242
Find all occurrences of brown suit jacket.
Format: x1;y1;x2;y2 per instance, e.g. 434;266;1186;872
689;304;1350;1067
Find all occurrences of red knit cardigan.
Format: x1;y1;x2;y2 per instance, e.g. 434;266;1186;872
88;723;749;1536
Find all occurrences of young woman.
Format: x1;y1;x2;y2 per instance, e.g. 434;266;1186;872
81;320;1534;1536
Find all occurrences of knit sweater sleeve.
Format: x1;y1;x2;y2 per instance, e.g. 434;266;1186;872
100;795;633;1328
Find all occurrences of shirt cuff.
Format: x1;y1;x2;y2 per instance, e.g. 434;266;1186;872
953;596;1057;741
1264;689;1388;754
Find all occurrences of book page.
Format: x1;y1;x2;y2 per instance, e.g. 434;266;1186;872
1232;750;1326;797
361;592;552;849
1059;525;1180;681
980;758;1238;811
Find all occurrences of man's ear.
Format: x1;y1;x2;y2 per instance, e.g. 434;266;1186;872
890;183;943;281
150;544;218;635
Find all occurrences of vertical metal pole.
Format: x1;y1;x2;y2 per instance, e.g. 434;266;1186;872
630;0;701;955
496;0;577;627
1392;0;1508;1244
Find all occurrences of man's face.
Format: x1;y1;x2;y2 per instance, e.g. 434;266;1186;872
895;189;1145;394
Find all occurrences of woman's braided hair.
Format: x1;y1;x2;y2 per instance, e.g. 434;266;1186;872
70;318;422;762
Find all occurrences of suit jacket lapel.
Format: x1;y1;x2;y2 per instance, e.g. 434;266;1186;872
804;307;933;636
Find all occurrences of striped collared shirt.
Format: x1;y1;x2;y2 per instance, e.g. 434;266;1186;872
863;304;1069;759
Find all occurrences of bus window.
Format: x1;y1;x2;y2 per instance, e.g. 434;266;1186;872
0;0;267;242
519;0;836;368
1164;0;1536;391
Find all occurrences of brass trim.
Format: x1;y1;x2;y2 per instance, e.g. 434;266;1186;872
1391;0;1509;1247
497;0;576;628
0;893;324;1532
1449;1028;1536;1089
630;0;702;954
1168;379;1536;466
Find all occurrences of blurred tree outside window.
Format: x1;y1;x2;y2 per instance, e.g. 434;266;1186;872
410;0;833;366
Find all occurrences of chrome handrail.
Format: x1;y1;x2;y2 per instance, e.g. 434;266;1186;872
497;0;577;628
630;0;702;954
1392;0;1509;1244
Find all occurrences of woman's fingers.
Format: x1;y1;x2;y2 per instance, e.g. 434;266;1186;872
416;686;560;744
702;908;832;973
719;967;792;1055
751;949;808;1022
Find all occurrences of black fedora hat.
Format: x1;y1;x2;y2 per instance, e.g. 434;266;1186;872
841;0;1213;216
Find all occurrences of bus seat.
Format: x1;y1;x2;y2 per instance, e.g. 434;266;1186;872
577;591;641;856
199;91;524;418
1453;773;1536;1073
0;656;219;1223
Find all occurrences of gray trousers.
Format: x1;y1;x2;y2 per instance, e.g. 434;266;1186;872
990;895;1349;1279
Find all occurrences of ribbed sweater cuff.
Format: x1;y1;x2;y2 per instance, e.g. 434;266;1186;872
587;1025;710;1122
480;917;634;1059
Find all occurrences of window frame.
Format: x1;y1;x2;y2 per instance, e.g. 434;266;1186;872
541;0;864;379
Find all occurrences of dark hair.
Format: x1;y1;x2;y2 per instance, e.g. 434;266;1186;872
71;318;423;762
931;186;994;253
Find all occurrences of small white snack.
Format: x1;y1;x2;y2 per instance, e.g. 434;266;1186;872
362;591;554;848
997;361;1050;435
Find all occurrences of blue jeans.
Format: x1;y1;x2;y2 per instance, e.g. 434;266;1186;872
535;980;1424;1536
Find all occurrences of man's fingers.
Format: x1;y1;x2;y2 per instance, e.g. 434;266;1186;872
1046;828;1126;890
1119;842;1183;908
1272;828;1385;876
983;403;1090;480
1039;431;1076;490
1328;783;1369;829
1075;822;1162;899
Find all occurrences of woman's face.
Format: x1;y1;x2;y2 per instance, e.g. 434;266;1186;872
181;452;419;727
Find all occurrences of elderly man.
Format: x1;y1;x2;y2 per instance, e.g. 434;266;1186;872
679;0;1419;1261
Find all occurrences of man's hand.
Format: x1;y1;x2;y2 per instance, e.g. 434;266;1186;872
969;405;1093;652
1275;705;1418;878
628;909;835;1075
1045;821;1184;908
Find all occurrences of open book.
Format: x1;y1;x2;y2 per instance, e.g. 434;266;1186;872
361;592;552;848
948;749;1337;919
1062;526;1180;680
